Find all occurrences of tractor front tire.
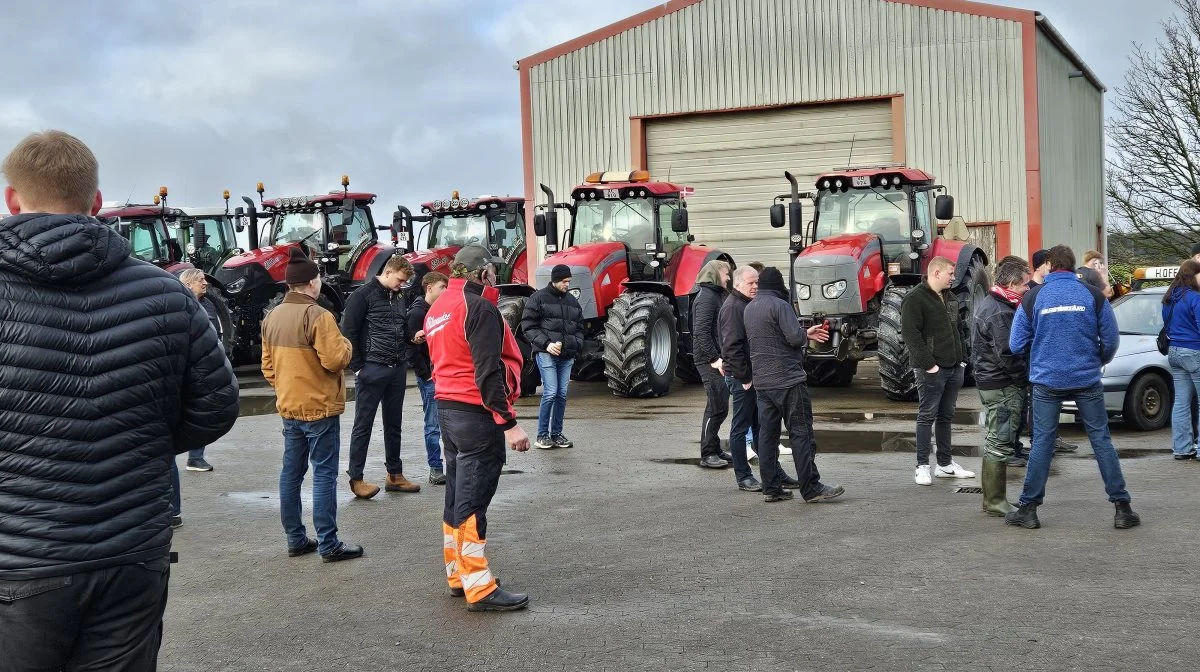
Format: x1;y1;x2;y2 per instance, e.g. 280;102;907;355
955;256;990;388
877;285;918;401
498;295;541;397
806;359;858;387
603;292;677;398
205;288;237;357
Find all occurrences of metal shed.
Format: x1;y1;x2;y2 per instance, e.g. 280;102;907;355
518;0;1104;276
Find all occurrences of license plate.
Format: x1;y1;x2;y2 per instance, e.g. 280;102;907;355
603;189;620;199
851;176;871;188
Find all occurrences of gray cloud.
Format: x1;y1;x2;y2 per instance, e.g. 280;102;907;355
0;0;1178;229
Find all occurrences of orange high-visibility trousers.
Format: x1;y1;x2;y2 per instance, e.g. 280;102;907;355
442;522;462;591
456;514;497;602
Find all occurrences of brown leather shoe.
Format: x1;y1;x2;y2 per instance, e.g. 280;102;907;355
349;479;380;499
385;473;421;493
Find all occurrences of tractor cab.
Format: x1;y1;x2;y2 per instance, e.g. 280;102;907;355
260;187;379;277
173;192;244;273
399;193;527;283
99;190;188;271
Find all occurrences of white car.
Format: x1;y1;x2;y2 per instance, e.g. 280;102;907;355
1063;286;1171;430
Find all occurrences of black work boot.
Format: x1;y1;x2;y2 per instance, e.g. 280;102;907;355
1004;503;1040;529
467;586;530;612
1114;501;1141;529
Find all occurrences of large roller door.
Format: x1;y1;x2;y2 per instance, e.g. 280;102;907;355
646;101;894;270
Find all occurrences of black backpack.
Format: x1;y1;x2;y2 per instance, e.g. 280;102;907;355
1159;300;1175;356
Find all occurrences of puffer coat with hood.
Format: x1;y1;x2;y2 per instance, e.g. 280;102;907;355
0;213;240;580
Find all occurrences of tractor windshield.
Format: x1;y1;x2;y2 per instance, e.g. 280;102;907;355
268;206;373;248
127;219;166;262
814;189;911;244
572;198;655;251
429;211;523;251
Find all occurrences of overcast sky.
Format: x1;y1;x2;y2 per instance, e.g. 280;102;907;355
0;0;1178;223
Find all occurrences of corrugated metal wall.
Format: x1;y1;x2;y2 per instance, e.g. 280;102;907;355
529;0;1030;259
1036;29;1105;261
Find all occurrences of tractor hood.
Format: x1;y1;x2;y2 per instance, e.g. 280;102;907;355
544;241;626;268
798;233;877;261
537;241;628;319
404;246;461;275
221;243;296;284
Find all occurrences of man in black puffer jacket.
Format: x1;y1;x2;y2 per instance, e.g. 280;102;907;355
690;260;732;469
744;267;844;504
341;253;421;498
0;130;239;670
521;264;584;449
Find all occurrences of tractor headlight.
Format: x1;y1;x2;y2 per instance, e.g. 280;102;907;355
796;284;811;301
226;277;247;294
822;280;847;299
569;288;581;298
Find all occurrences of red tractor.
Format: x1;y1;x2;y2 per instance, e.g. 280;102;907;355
99;188;236;353
769;167;988;401
533;170;734;398
214;176;398;364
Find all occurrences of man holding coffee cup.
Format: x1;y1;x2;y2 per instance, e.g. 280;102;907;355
521;264;584;449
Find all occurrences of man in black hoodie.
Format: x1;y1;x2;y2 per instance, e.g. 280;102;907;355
691;260;733;468
0;131;239;669
744;267;845;503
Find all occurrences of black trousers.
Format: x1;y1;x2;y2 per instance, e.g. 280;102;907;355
348;362;407;480
699;367;730;459
440;407;505;539
914;365;964;467
756;383;823;499
0;557;170;672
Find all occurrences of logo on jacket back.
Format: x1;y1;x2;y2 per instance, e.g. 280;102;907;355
426;311;452;338
1040;305;1086;316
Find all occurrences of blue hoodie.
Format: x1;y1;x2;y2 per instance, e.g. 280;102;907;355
1163;287;1200;351
1009;271;1119;389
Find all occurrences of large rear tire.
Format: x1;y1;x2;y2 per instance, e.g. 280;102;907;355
805;359;858;387
878;285;918;401
954;256;990;388
603;292;677;398
498;295;541;397
205;289;237;356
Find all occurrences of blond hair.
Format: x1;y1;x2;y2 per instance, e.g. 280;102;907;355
927;256;955;275
2;131;99;214
1082;250;1103;265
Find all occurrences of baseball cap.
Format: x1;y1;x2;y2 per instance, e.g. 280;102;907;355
452;244;503;272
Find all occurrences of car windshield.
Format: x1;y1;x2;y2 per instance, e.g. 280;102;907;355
1112;293;1165;335
814;188;910;242
573;198;655;250
429;212;522;250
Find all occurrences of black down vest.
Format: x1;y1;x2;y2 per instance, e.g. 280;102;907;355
0;214;240;580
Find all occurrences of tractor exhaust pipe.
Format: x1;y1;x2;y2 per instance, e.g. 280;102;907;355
783;171;805;308
241;196;260;251
535;183;561;253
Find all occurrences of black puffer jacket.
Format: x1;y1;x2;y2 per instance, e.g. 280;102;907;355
743;289;809;391
0;214;239;580
970;291;1028;390
521;285;584;358
341;278;408;370
691;282;729;367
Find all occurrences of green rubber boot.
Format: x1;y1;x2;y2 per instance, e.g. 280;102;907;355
981;456;1016;517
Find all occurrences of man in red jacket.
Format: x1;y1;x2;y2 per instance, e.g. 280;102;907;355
425;245;531;611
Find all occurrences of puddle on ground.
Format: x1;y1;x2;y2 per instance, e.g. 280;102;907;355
650;457;703;466
500;469;524;475
813;410;984;426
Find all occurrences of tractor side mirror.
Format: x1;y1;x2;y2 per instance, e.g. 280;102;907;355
671;208;689;233
503;202;519;229
166;239;184;263
533;213;547;237
935;195;955;220
234;207;246;232
542;211;560;251
788;202;804;252
769;204;785;228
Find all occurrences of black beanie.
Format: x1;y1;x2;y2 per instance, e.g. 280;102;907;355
758;267;786;294
284;247;320;285
551;264;572;283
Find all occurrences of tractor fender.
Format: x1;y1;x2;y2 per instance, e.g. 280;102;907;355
202;273;228;295
621;281;676;306
509;248;529;285
360;245;392;281
320;286;345;315
669;246;735;297
496;283;536;299
929;239;988;290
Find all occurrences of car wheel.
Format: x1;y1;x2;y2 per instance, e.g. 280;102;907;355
1122;372;1171;431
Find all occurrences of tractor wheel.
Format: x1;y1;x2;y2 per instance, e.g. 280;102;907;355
603;292;677;398
675;350;702;384
205;289;237;357
954;256;990;387
805;359;858;387
878;285;918;401
498;295;541;397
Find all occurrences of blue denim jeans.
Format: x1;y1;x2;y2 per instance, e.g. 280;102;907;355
416;376;443;470
725;377;756;482
536;352;573;437
1168;346;1200;456
187;447;205;460
1018;383;1131;506
280;415;343;555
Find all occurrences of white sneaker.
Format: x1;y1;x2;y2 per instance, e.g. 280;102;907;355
745;440;756;460
914;465;932;486
778;443;793;455
934;461;976;479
